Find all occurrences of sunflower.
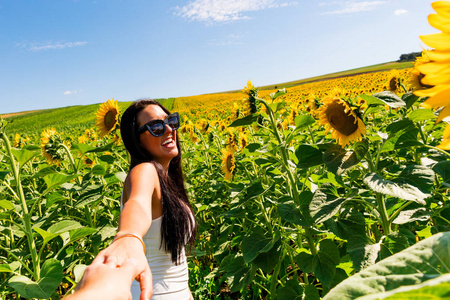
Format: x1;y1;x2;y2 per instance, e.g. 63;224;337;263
41;127;67;165
414;1;450;148
221;148;235;181
239;132;248;151
96;98;120;137
242;80;259;114
318;97;366;147
410;51;433;91
385;69;401;93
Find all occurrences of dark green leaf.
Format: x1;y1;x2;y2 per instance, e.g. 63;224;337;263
0;171;10;180
43;173;77;191
11;148;38;169
296;252;314;273
296;145;323;169
47;220;83;234
402;92;420;109
242;231;277;263
323;142;367;176
392;208;431;225
378;231;410;260
433;161;450;182
278;202;306;226
229;114;261;127
394;165;435;194
91;165;106;176
276;277;303;300
310;184;346;223
252;240;281;273
360;94;386;106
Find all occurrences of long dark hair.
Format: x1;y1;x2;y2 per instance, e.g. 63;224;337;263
120;99;196;264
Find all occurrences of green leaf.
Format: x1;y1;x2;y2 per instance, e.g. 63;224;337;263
276;277;303;300
46;192;67;208
0;200;14;210
392;208;431;225
43;173;77;191
244;180;271;202
278;202;306;226
115;171;127;182
360;94;386;106
91;165;106;176
0;264;13;273
295;114;316;128
9;259;63;299
394;128;423;148
313;239;340;287
270;89;287;100
408;108;437;122
296;144;323;169
347;236;381;272
432;161;450;182
98;155;115;164
324;232;450;300
323;142;368;176
304;284;320;300
69;227;97;243
310;183;346;223
378;231;410;261
229;114;260;127
394;165;435;194
0;171;10;180
73;264;87;282
252;240;281;273
242;229;278;263
33;227;59;244
372;91;406;108
402;92;420;109
11;148;39;169
363;173;429;205
296;252;314;273
359;273;450;300
47;220;83;234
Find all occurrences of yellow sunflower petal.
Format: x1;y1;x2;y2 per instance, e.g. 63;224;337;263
420;33;450;51
433;1;450;16
421;86;450;108
429;13;450;33
421;69;450;86
436;105;450;123
415;83;450;97
416;61;449;75
425;49;450;62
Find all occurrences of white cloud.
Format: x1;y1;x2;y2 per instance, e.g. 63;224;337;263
321;1;386;15
208;34;243;46
394;9;407;16
63;90;81;95
25;41;87;51
174;0;298;23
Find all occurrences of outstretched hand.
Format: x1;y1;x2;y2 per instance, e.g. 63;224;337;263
92;236;153;300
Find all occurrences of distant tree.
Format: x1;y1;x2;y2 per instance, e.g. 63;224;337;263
398;52;422;62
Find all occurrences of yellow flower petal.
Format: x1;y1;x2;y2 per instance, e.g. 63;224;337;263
422;86;450;109
421;33;450;51
415;84;450;97
429;13;450;33
416;61;449;75
433;1;450;17
425;49;450;62
421;69;450;85
436;104;450;123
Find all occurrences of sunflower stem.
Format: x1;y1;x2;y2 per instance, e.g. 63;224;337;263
422;144;450;158
376;193;391;236
0;132;39;280
61;144;77;173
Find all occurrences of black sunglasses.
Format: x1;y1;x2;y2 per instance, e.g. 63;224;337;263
138;112;180;137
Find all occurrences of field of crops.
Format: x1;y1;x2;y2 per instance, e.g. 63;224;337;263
1;62;450;300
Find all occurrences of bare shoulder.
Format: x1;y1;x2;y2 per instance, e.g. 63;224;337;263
124;162;160;201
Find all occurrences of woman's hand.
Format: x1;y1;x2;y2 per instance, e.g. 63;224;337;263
93;236;153;300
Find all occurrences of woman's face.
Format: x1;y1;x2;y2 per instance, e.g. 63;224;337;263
137;104;179;170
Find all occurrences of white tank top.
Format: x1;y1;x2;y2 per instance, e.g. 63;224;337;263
120;194;191;300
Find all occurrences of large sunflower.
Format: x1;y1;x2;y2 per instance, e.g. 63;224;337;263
414;1;450;148
318;97;366;147
221;148;235;181
96;98;120;137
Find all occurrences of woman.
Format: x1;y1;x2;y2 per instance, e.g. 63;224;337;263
96;100;197;300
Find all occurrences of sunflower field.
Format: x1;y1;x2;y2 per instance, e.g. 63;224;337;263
2;2;450;299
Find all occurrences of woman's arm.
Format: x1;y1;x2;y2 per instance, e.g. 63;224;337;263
91;162;159;300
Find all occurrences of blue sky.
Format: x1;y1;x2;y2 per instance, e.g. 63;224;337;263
0;0;437;114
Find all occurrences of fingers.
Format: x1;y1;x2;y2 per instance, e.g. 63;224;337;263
119;258;140;283
139;266;153;300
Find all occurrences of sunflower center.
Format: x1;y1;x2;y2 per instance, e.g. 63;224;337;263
389;77;398;91
226;155;234;171
104;110;117;130
325;102;358;136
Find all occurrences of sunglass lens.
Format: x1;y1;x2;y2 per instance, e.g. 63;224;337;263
168;115;179;129
149;123;164;136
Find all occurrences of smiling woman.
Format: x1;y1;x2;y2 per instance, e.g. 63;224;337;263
94;99;197;300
